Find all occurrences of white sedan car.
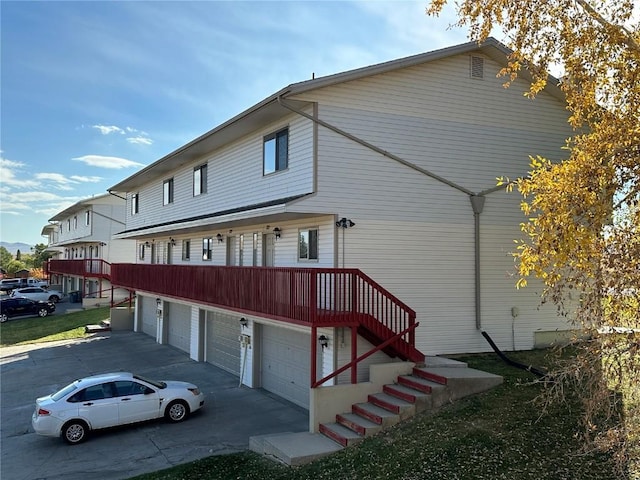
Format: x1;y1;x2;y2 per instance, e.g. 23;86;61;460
10;287;65;303
32;372;205;444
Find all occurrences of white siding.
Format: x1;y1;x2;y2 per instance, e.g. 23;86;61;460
126;112;314;232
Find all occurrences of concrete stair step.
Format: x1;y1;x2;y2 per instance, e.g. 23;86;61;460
336;412;383;437
368;392;415;420
352;402;400;427
424;356;468;368
319;422;364;447
397;374;445;394
413;366;503;400
383;383;434;412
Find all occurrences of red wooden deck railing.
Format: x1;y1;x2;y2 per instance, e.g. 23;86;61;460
46;259;112;279
47;260;424;381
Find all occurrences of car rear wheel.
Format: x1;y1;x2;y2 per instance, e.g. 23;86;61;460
0;313;8;323
62;420;88;444
48;295;60;303
37;308;49;317
165;400;189;423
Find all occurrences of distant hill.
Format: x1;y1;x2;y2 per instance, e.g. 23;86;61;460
0;242;33;255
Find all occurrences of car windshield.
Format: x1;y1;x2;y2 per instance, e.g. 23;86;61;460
133;374;166;389
52;383;78;401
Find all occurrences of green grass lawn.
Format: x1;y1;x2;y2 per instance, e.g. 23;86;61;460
131;349;623;480
0;306;111;346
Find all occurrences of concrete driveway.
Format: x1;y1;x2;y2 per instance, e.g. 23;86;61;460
0;331;309;480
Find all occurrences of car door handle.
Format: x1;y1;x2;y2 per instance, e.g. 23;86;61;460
83;402;94;406
121;398;131;401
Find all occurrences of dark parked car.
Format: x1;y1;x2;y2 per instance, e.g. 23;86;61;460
0;297;55;322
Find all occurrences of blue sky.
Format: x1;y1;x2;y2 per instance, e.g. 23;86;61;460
1;1;471;246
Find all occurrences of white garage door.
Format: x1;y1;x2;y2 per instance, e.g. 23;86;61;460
261;326;310;409
167;303;191;354
205;311;241;376
140;295;157;339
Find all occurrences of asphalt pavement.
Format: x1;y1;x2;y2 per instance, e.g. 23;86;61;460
0;331;309;480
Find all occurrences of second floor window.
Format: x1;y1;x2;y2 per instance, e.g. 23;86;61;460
202;237;213;261
67;219;71;231
73;216;78;229
131;193;139;215
193;164;208;196
85;210;90;226
163;178;174;205
263;128;288;175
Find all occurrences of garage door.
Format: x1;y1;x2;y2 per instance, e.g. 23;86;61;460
205;311;241;376
140;295;157;339
167;303;191;354
261;326;310;409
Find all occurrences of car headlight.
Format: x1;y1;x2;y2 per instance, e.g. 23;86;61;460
188;387;201;396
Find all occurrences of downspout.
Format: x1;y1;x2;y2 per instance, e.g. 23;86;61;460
277;95;508;333
470;195;485;330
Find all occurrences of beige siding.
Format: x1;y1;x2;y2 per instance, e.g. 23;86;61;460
288;52;573;355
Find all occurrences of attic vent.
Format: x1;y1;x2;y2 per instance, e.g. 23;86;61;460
470;56;484;79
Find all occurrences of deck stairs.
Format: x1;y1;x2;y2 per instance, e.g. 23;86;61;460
318;356;502;448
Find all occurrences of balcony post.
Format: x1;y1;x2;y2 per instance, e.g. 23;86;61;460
310;325;318;386
351;325;358;384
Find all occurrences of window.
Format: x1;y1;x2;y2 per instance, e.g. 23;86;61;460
239;234;244;266
298;228;319;261
85;210;91;226
131;193;139;215
252;233;258;266
202;237;213;261
67;219;71;231
182;239;191;261
263;128;288;175
139;244;145;260
73;216;78;229
163;179;174;205
193;164;208;196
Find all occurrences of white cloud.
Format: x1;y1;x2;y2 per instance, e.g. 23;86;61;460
93;124;125;135
0;157;40;189
70;175;103;183
127;136;153;145
72;155;145;169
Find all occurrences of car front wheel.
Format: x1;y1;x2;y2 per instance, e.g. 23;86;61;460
48;295;60;303
0;313;8;323
37;308;49;318
62;420;88;444
165;400;189;423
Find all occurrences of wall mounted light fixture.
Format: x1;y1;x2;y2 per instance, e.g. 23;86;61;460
156;298;162;308
144;241;151;247
239;317;248;328
169;237;176;246
318;334;329;350
273;227;282;239
216;233;224;243
335;217;356;228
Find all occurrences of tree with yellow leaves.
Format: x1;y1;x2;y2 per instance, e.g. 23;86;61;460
427;0;639;473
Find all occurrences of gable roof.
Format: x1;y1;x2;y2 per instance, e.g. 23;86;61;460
108;38;562;193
